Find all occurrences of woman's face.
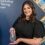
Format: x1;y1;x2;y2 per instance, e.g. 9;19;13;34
23;4;32;17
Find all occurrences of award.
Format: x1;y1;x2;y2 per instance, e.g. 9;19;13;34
9;27;16;45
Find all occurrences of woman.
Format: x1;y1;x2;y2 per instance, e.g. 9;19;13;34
10;0;45;45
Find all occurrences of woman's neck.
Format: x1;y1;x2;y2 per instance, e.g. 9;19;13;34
26;16;30;20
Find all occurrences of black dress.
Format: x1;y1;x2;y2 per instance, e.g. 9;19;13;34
13;17;45;45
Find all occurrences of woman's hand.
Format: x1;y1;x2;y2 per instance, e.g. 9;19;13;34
15;38;22;44
9;41;16;45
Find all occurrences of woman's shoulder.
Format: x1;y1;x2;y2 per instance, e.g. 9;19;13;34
35;19;43;26
12;16;22;27
15;16;22;23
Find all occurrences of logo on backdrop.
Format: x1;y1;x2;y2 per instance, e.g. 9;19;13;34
33;0;45;12
0;0;14;9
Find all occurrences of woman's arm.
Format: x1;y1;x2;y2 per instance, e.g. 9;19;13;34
15;38;42;45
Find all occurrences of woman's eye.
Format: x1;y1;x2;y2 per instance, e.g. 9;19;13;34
27;7;30;9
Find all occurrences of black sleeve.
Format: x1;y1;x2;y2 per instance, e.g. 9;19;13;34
33;21;45;38
12;17;21;39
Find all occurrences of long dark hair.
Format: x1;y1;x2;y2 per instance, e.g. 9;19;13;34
21;0;36;22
